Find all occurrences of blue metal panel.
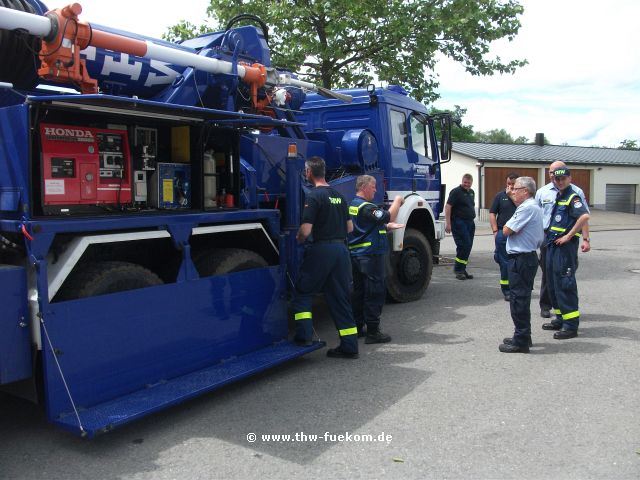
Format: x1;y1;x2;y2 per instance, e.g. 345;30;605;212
26;95;298;127
5;210;281;244
52;340;323;437
240;134;317;199
0;265;31;384
40;265;294;434
0;105;30;219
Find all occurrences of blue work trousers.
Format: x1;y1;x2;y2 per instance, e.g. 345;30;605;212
493;230;510;294
508;251;538;347
538;240;552;311
292;242;358;353
452;217;475;272
351;254;386;333
546;238;580;331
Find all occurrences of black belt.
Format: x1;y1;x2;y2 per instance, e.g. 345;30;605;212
507;251;537;259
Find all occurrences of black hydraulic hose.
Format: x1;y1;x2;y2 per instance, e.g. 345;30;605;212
225;14;269;46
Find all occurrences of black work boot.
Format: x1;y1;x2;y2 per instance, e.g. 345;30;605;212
498;342;530;353
503;336;533;347
326;347;359;359
553;329;578;340
365;330;391;344
542;322;562;330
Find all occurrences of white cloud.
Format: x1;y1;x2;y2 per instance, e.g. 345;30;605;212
68;0;212;38
433;0;640;147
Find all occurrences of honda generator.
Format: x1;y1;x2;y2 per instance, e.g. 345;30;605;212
40;124;132;214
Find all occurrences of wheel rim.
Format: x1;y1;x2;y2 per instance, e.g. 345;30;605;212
398;247;425;285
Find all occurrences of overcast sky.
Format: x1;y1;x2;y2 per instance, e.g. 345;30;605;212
51;0;640;148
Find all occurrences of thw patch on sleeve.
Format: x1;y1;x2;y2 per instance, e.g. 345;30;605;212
373;209;384;219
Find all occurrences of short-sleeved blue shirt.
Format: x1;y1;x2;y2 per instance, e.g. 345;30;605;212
505;197;544;254
535;182;589;229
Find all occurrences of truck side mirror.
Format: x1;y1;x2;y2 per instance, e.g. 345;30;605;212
439;116;452;163
367;84;378;106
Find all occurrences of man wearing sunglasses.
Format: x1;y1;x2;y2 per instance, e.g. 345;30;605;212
540;166;590;339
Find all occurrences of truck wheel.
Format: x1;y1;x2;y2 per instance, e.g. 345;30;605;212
194;248;267;276
57;261;163;301
386;228;433;303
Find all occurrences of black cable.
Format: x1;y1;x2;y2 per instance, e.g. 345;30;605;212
225;14;270;46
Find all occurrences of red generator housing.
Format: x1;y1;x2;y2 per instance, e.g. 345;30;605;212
40;124;132;213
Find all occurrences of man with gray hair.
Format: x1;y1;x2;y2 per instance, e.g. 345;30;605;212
499;176;544;353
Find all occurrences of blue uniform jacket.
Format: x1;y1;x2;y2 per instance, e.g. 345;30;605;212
547;186;589;241
348;196;390;256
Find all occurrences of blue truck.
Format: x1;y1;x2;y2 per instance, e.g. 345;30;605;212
0;1;452;436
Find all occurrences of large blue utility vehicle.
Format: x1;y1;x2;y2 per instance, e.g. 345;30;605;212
0;1;451;436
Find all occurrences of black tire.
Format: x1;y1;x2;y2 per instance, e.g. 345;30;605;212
57;261;163;301
386;228;433;303
193;248;267;276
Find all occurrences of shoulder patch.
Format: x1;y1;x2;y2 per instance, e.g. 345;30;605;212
373;209;384;219
574;201;583;209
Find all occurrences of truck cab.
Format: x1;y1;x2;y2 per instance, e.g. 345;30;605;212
298;85;451;301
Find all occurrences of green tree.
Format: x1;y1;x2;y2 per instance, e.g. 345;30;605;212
165;0;527;103
431;105;476;142
163;21;210;41
475;128;514;144
618;139;639;150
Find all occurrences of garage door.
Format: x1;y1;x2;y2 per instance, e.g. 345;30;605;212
606;184;636;213
484;167;538;207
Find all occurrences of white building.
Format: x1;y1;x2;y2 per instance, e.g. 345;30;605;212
446;141;640;216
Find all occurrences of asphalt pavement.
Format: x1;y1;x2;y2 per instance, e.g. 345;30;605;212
1;210;639;480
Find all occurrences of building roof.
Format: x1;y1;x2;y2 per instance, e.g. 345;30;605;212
452;142;640;166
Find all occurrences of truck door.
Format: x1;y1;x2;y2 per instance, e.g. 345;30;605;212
389;109;414;192
408;112;436;196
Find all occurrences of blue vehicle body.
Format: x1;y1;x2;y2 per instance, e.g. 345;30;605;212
0;1;451;436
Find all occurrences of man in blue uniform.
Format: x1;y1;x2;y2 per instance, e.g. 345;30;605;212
499;176;544;353
489;172;519;301
349;175;404;344
445;174;476;280
292;156;359;358
535;161;590;318
542;167;590;339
